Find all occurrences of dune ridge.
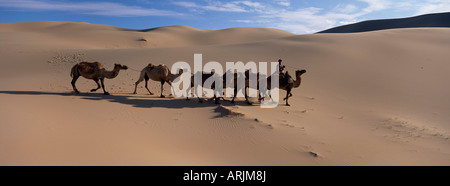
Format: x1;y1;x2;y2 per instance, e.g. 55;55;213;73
0;21;294;49
319;12;450;33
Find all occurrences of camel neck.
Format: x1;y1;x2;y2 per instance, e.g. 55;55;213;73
293;75;302;88
169;73;182;81
103;67;121;79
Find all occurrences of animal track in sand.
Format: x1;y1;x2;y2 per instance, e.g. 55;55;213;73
48;51;90;64
297;109;314;114
376;117;450;142
308;151;320;158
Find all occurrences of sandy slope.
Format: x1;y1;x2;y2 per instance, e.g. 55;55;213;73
0;21;294;49
0;22;449;165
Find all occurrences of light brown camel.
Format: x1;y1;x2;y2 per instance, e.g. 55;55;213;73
70;62;128;95
133;64;183;98
263;70;307;106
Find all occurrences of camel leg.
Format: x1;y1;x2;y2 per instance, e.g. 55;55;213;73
245;87;252;105
133;72;144;94
160;80;166;98
258;91;265;103
133;82;140;95
285;88;291;106
145;78;154;95
167;81;174;97
259;89;271;101
91;78;101;92
71;75;80;94
100;78;110;95
284;93;294;100
186;86;190;101
231;88;237;104
214;95;220;104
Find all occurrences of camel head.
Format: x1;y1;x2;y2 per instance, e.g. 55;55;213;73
114;63;128;70
175;68;187;75
296;70;307;77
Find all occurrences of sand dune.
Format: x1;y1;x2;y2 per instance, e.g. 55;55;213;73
319;12;450;33
0;21;294;49
0;22;449;165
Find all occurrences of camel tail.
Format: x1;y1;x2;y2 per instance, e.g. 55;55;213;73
70;65;78;78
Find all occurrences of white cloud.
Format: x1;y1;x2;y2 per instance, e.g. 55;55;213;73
173;1;262;13
263;0;395;34
173;0;393;34
233;19;272;24
415;0;450;15
172;1;198;8
234;20;253;23
359;0;390;14
176;0;450;34
0;0;183;17
268;8;341;33
276;0;291;7
334;4;359;14
238;1;264;9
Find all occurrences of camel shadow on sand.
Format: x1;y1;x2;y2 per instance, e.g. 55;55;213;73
0;91;255;109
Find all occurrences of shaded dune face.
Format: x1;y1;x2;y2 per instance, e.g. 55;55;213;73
319;12;450;33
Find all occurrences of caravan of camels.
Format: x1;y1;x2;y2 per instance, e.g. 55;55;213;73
70;61;306;106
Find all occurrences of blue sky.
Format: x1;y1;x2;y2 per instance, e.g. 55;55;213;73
1;0;450;34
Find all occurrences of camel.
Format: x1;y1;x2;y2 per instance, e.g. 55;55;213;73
209;71;251;105
133;64;183;98
225;72;252;105
186;71;246;104
262;70;307;106
187;71;216;103
188;69;306;106
70;62;128;95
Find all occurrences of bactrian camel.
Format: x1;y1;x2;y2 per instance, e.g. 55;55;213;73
263;70;307;106
70;62;128;95
219;72;252;105
188;71;251;105
133;64;184;98
187;72;215;103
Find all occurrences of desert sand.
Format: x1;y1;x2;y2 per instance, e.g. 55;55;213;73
0;21;449;165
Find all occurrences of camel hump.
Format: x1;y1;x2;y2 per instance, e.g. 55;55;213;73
152;64;170;76
287;77;294;84
79;61;103;68
285;72;294;84
78;61;103;74
147;63;156;70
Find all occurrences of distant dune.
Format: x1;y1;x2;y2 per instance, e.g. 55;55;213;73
0;21;294;49
319;12;450;33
